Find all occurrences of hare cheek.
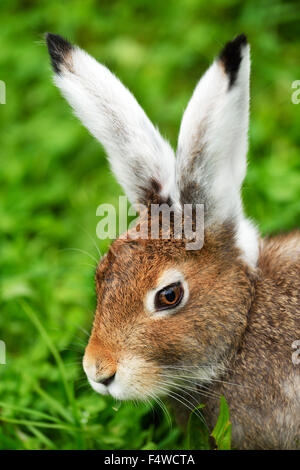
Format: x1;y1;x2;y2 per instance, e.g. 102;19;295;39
109;357;159;401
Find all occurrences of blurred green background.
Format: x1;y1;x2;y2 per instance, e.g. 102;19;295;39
0;0;299;450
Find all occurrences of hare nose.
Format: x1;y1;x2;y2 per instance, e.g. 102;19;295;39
83;355;116;385
99;373;116;387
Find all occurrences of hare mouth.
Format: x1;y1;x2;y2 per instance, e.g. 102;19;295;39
87;377;110;396
87;375;147;400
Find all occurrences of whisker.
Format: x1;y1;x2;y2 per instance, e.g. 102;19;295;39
161;375;221;402
145;398;156;421
160;376;221;401
64;361;83;367
71;339;86;347
62;347;84;354
77;225;102;260
75;382;90;391
163;363;233;373
109;243;118;258
74;376;87;383
66;322;91;340
78;326;90;337
69;343;85;352
156;383;208;429
79;262;98;269
61;247;99;265
156;395;173;428
162;371;246;390
161;375;251;415
148;392;172;428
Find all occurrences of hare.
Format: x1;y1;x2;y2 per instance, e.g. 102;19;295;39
46;33;300;449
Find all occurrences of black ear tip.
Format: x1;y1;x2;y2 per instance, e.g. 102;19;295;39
234;33;248;46
45;33;72;74
221;34;248;54
219;34;249;87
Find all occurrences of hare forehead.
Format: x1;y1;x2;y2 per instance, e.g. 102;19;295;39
102;239;187;279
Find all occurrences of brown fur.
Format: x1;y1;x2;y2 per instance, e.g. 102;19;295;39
207;231;300;449
46;32;300;449
84;221;300;449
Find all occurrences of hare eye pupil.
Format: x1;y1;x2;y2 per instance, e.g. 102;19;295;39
154;282;184;311
165;288;176;303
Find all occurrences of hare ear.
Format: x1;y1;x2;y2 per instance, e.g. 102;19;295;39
46;33;177;207
176;35;258;267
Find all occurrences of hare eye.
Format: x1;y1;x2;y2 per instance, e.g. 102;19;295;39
155;283;183;311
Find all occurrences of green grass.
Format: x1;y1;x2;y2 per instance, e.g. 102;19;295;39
0;0;299;450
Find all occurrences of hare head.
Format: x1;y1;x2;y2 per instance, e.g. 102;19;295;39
47;34;259;401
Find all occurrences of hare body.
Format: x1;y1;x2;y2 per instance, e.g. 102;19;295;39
174;232;300;449
46;33;300;449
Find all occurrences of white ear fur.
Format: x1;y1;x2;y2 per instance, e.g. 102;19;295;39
46;34;177;207
176;35;258;267
47;34;258;267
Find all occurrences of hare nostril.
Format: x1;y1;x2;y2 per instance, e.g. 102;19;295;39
100;373;116;387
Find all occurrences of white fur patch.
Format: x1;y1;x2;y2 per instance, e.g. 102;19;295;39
52;38;260;269
282;375;300;402
176;42;259;267
235;217;259;268
87;378;109;396
53;45;178;206
84;353;161;401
